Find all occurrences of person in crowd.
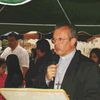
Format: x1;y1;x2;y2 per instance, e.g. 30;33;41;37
26;39;59;87
89;48;100;66
0;58;7;100
0;31;29;79
29;48;36;64
31;53;59;88
33;23;100;100
5;54;23;88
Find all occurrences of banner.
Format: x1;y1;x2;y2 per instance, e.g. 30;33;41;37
0;0;31;6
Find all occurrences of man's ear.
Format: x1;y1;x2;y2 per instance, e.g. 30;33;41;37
71;38;77;46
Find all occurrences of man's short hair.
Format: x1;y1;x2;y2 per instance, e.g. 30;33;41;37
7;31;19;40
55;22;76;37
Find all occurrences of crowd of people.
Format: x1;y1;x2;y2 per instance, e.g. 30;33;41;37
0;23;100;100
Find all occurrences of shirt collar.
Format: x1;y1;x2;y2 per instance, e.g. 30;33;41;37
11;44;19;52
60;49;76;60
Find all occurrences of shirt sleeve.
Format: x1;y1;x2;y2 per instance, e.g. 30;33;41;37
19;49;29;69
0;47;10;59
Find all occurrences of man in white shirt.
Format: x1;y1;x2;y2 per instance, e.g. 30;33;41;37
0;32;29;79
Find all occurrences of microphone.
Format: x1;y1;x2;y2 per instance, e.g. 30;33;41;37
47;54;59;81
49;54;59;65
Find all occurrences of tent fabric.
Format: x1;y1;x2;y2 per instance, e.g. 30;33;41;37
0;0;100;34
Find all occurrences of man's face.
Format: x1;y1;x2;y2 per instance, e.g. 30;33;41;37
7;36;18;49
36;49;45;58
53;27;76;56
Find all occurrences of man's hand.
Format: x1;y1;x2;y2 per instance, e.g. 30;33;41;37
22;67;28;79
46;64;57;81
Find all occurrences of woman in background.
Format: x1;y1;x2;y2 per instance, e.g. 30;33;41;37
5;54;23;88
89;48;100;67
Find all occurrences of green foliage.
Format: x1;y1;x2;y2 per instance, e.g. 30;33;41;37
2;39;8;47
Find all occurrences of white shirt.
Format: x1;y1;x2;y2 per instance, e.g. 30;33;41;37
54;49;76;89
0;45;29;69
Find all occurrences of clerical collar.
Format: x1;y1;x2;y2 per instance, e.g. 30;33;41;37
60;49;76;60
